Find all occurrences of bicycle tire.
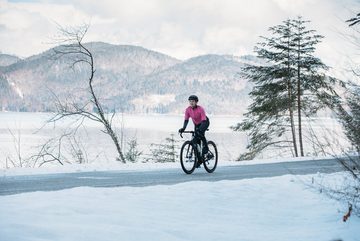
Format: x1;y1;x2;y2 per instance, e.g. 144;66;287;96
203;141;218;173
180;141;197;174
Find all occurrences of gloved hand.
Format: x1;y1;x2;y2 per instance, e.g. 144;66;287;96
178;128;185;133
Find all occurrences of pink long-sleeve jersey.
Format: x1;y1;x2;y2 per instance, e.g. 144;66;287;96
184;105;207;125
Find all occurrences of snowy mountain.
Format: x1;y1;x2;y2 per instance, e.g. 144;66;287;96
0;42;255;114
134;54;252;114
0;53;20;67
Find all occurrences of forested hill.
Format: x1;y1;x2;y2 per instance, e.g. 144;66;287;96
0;42;256;114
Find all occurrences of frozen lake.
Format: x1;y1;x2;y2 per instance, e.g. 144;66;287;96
0;112;248;168
0;112;347;169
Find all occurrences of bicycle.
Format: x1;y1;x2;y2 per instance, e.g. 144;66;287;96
179;130;218;174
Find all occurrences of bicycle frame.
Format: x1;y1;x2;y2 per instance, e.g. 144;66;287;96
179;131;202;159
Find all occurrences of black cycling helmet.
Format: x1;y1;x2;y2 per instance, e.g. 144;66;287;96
188;95;199;102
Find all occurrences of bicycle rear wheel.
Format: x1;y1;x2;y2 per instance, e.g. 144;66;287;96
180;141;197;174
203;141;218;173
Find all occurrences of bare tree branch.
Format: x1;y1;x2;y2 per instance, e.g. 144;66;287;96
49;24;126;163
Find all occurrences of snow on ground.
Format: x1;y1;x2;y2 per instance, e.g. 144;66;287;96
0;172;359;241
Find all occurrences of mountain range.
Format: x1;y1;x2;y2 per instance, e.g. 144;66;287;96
0;42;256;115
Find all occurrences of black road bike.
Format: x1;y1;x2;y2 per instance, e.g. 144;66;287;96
179;131;218;174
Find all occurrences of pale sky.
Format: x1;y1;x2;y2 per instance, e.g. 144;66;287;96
0;0;359;68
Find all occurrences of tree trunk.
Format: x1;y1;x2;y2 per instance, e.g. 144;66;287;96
83;41;126;163
288;77;298;157
287;36;298;157
297;51;304;156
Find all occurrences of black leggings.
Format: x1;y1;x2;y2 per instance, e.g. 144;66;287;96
194;117;210;154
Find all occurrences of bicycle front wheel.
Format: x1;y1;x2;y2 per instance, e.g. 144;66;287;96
180;141;197;174
203;141;218;173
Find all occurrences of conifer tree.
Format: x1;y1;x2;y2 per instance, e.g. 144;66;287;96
336;13;360;152
232;19;298;159
125;138;142;163
233;16;339;160
149;134;179;163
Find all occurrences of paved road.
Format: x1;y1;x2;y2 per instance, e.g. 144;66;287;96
0;158;345;196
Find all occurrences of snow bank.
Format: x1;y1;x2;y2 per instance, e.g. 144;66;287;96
0;172;358;241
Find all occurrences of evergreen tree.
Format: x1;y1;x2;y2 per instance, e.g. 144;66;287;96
233;16;338;160
232;19;298;159
149;134;179;163
336;14;360;152
337;85;360;152
125;138;142;163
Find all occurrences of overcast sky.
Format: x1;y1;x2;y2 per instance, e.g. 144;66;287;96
0;0;359;67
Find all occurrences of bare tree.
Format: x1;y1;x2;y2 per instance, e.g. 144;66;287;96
7;128;23;167
4;128;29;168
30;133;69;167
302;123;359;218
29;130;91;167
49;24;126;163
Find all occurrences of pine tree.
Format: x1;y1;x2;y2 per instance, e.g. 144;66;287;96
149;134;179;163
232;19;298;159
337;85;360;152
336;14;360;152
125;138;142;163
233;16;339;160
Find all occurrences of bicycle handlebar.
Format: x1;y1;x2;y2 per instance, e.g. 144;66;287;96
178;129;209;138
179;130;194;138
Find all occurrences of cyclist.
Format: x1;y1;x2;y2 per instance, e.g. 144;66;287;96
178;95;212;167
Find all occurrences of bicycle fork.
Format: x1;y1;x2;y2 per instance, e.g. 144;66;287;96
185;143;203;163
185;144;193;162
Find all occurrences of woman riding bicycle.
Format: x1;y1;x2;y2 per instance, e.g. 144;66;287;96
178;95;211;162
